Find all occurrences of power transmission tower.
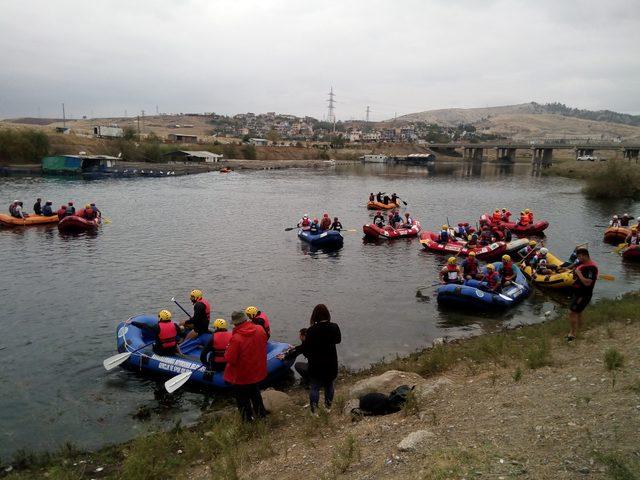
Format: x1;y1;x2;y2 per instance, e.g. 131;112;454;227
366;105;370;122
141;109;145;134
327;87;336;131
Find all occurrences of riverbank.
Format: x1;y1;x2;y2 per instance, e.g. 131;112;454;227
544;160;640;199
4;292;639;479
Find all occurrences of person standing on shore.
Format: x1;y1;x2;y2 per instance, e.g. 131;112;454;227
224;311;268;422
567;248;599;341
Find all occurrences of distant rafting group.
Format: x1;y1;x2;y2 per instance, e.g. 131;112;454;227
604;213;640;260
0;198;103;231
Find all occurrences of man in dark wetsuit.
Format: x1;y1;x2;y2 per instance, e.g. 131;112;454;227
376;192;383;202
33;198;42;215
181;289;211;341
567;248;598;341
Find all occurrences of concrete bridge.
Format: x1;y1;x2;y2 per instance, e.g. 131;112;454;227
427;142;640;166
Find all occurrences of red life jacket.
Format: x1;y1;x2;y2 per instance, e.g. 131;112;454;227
212;331;233;363
501;211;511;221
158;321;179;349
486;271;499;288
527;212;534;222
321;218;331;230
492;212;501;221
443;264;460;283
520;215;529;226
252;312;271;338
463;258;478;276
301;217;310;227
502;262;514;279
197;299;211;322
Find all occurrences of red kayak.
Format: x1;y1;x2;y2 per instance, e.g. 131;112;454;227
481;213;548;236
419;231;506;260
363;221;421;240
58;215;102;232
622;244;640;260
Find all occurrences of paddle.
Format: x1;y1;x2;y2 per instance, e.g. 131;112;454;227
614;243;628;254
164;364;206;393
600;274;615;281
102;217;112;225
396;196;408;206
416;282;444;296
284;226;300;231
103;341;154;371
171;297;191;317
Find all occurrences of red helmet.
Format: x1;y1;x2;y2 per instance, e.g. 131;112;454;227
323;213;329;218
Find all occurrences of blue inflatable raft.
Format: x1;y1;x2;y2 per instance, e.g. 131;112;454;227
116;315;294;389
437;262;530;310
298;229;344;248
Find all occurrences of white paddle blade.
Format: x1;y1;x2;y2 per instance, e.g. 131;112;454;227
103;352;131;371
164;371;193;393
171;297;176;302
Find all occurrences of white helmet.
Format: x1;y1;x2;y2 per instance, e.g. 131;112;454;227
624;213;629;217
539;247;548;255
303;214;309;218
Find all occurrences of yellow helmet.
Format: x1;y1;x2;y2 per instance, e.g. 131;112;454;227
494;209;499;213
158;309;172;321
447;257;457;265
85;203;91;209
502;254;511;262
213;318;228;330
245;306;258;318
524;208;530;214
468;251;476;257
529;240;537;246
467;234;472;241
633;227;638;232
486;264;495;271
190;289;203;301
441;225;448;230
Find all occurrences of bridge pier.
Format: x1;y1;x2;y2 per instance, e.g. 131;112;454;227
575;147;595;159
464;147;484;162
532;147;553;167
496;147;517;162
624;148;639;163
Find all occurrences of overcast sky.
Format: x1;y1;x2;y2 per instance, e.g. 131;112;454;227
1;0;639;120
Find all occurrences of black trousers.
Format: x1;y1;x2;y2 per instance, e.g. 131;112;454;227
234;383;267;421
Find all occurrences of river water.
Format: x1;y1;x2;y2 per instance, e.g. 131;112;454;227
1;162;638;460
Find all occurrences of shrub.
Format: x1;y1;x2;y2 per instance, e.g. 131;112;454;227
0;129;50;163
583;161;640;199
604;347;625;371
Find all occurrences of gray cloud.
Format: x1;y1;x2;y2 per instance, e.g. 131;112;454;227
0;0;638;119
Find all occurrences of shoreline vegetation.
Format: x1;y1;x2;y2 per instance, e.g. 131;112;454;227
3;292;639;479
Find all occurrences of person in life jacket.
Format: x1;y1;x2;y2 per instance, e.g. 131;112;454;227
131;309;181;356
467;233;479;247
330;217;343;231
525;208;534;223
567;248;599;341
481;264;501;292
439;225;449;244
376;192;383;202
518;239;538;264
90;203;101;217
403;212;414;228
383;194;390;205
391;210;403;229
461;251;480;280
455;223;466;238
532;247;553;275
518;211;530;226
390;193;398;205
320;213;332;231
56;205;67;220
373;210;385;228
309;218;320;234
625;226;640;245
181;289;211;341
620;213;631;227
369;193;375;202
479;225;493;246
33;198;42;215
245;306;271;339
12;201;26;219
440;257;463;284
8;200;17;217
492;209;501;222
66;201;76;216
298;214;311;231
500;208;511;222
200;318;233;372
500;255;516;286
41;201;55;216
81;204;97;220
609;215;620;227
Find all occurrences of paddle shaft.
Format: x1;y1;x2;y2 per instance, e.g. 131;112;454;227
173;299;191;317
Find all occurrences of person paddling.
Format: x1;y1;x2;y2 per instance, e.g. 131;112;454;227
461;251;480;280
330;217;343;231
131;310;181;356
481;264;501;292
625;226;640;246
200;318;232;372
500;255;516;286
373;210;385;227
298;214;311;231
181;289;211;341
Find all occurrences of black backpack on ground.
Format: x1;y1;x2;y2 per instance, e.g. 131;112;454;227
356;385;414;416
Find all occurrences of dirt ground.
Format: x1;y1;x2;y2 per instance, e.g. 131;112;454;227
189;320;639;480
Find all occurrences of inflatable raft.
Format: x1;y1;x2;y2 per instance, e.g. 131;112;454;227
437;262;530;310
58;215;101;232
419;231;507;260
298;229;343;248
603;227;630;245
522;252;575;288
504;238;529;256
116;315;294;389
481;213;548;236
362;220;421;240
622;244;640;260
0;213;59;226
367;200;400;210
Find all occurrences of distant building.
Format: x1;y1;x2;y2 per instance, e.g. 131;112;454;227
93;125;124;138
55;127;71;134
168;133;198;143
42;154;118;175
249;138;268;146
361;154;388;163
163;150;223;163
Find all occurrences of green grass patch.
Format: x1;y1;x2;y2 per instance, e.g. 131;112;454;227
604;347;625;371
597;452;639;480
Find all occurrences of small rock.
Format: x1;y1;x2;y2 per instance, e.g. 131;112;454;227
343;399;360;416
349;370;428;398
579;467;590;474
177;450;183;455
261;389;294;412
397;429;434;452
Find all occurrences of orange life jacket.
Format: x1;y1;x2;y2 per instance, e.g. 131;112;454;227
198;298;211;322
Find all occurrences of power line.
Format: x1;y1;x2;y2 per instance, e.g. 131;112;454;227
327;87;336;131
366;105;370;122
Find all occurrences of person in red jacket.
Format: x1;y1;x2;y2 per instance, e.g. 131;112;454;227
320;213;331;231
200;318;233;372
56;205;67;220
245;306;271;339
224;311;268;421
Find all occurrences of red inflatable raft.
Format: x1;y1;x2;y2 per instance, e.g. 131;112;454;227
419;231;507;260
480;213;548;236
58;215;102;232
622;244;640;260
603;227;630;245
363;221;421;240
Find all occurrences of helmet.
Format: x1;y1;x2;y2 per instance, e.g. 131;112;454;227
472;233;478;239
529;240;537;246
447;257;457;265
213;318;228;330
632;227;638;232
520;211;524;215
303;214;309;218
501;208;506;211
524;209;530;213
441;225;447;230
405;212;410;217
68;201;74;205
539;247;548;255
494;209;499;213
486;264;495;271
190;289;203;301
469;251;476;257
313;217;318;223
502;254;511;262
624;213;629;217
245;306;258;318
613;215;618;219
323;213;329;218
158;309;172;321
85;204;91;209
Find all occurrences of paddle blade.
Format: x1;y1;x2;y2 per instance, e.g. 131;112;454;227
600;274;615;281
284;227;297;231
103;352;131;371
164;371;193;393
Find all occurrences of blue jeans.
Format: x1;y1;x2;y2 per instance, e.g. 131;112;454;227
310;379;335;412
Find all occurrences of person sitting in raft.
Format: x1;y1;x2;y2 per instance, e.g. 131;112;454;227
56;205;67;220
518;211;529;226
84;205;97;220
500;255;516;287
90;203;101;217
525;208;534;223
181;289;211;341
298;214;311;231
382;195;390;205
518;240;538;264
461;251;481;280
402;212;414;228
609;215;620;227
369;193;375;202
440;257;463;285
492;209;502;222
320;213;332;231
11;201;26;219
131;309;181;356
33;198;42;215
438;225;449;244
330;217;343;231
466;233;479;247
8;200;17;217
390;193;398;205
245;306;271;339
500;208;511;222
532;247;555;275
620;213;631;227
480;264;501;292
309;218;320;234
41;201;55;216
373;210;385;227
66;201;76;216
391;210;403;229
199;318;233;372
625;226;640;246
479;225;493;246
